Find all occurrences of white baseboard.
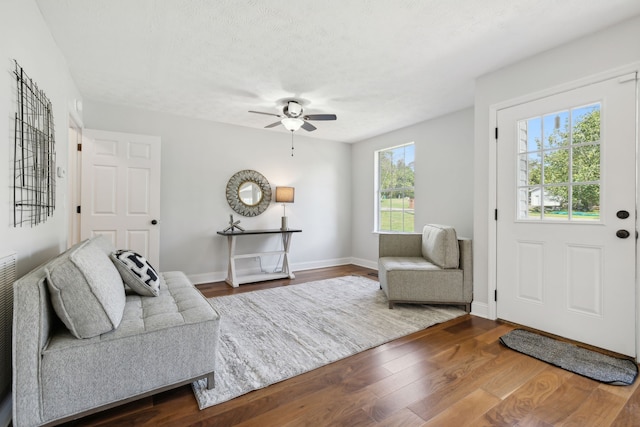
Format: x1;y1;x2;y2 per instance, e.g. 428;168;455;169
471;301;490;319
350;257;377;270
188;257;356;285
188;271;226;285
293;257;353;272
0;394;11;427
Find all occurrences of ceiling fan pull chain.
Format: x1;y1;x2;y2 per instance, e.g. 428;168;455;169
291;131;295;157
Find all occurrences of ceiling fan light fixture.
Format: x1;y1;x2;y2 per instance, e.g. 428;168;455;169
281;117;304;132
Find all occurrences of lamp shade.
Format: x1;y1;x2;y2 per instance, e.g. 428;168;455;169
275;187;295;203
281;117;304;132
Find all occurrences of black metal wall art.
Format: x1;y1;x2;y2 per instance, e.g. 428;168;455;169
13;60;56;227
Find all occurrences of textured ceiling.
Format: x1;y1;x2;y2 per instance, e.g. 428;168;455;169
36;0;640;143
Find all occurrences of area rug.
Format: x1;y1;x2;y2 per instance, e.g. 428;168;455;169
192;275;466;409
500;329;638;385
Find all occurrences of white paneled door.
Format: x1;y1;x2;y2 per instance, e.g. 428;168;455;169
496;74;637;356
81;129;161;268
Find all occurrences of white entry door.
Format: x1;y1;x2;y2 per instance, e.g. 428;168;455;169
81;129;161;268
496;74;637;356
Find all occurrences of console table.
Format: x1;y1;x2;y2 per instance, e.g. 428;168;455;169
217;229;302;287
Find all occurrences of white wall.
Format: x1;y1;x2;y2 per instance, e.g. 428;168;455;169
83;101;352;282
0;0;81;421
473;15;640;316
351;108;475;268
0;0;81;276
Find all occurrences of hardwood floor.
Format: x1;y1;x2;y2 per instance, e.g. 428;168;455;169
64;265;640;426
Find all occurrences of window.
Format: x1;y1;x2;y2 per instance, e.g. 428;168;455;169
376;143;415;232
517;103;601;221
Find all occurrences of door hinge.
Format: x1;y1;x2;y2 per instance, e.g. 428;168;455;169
77;143;82;151
495;127;498;140
76;206;81;214
494;209;498;221
494;289;498;302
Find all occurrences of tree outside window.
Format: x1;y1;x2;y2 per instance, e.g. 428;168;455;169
376;143;415;232
518;103;601;221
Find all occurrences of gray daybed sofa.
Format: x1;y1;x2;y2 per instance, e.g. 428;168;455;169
378;224;473;311
13;236;220;427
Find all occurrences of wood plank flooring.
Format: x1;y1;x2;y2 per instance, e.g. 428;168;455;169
64;265;640;426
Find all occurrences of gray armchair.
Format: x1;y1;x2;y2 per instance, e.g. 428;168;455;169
378;224;473;311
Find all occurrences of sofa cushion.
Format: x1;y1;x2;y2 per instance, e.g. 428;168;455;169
110;250;160;296
45;238;126;339
91;234;118;255
421;224;459;269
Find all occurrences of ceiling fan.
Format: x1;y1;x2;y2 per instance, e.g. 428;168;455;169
249;100;337;132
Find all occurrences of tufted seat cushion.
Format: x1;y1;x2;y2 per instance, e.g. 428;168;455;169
378;256;441;271
39;271;220;420
378;256;464;303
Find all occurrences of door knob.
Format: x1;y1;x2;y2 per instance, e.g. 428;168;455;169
151;219;158;225
616;210;630;219
616;229;630;239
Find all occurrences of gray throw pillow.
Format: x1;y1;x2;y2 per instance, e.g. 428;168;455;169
110;250;160;297
45;239;126;339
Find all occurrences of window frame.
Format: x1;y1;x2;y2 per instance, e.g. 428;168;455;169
374;142;415;233
516;103;601;223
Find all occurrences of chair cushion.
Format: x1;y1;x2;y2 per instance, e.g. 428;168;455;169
421;224;459;269
45;239;126;339
379;256;442;271
110;250;160;296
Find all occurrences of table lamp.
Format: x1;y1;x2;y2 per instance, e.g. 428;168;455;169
275;187;295;230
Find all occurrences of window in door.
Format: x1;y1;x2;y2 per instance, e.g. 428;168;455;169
376;142;415;232
517;103;601;221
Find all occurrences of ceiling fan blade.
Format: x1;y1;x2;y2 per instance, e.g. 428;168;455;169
249;110;282;118
304;114;337;121
264;121;282;129
301;121;317;132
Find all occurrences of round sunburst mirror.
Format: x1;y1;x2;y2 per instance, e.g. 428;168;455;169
225;170;272;217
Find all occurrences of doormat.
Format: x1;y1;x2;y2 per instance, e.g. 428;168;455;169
499;329;638;385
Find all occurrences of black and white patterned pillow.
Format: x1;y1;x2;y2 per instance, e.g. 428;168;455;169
110;250;160;297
